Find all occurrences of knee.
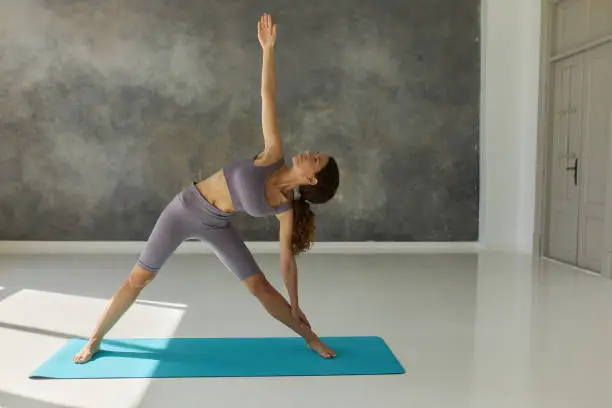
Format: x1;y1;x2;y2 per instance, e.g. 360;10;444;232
126;265;156;289
244;273;274;298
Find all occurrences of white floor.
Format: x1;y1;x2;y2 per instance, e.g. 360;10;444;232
0;251;611;408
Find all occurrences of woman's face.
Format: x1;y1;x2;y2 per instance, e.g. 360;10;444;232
292;151;330;183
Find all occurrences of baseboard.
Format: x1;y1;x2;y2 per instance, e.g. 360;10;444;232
478;243;533;254
541;257;602;277
0;241;483;255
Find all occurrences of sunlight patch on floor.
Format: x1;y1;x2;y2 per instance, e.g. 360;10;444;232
0;289;185;338
0;289;186;408
135;299;188;309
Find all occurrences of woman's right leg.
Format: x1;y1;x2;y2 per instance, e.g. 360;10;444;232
74;193;192;364
73;264;155;363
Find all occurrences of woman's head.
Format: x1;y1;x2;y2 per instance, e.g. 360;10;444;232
292;151;340;204
291;152;340;255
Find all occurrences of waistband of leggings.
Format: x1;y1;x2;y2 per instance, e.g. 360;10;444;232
187;182;231;217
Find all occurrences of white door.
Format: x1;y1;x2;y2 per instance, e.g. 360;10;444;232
546;54;584;265
542;0;612;274
577;42;612;272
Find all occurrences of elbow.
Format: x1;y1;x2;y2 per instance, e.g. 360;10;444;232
279;252;296;272
280;254;294;269
261;89;275;100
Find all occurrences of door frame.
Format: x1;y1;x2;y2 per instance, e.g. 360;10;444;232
533;0;557;262
603;109;612;278
533;0;612;277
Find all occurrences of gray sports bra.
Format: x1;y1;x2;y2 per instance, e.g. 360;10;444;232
223;153;293;217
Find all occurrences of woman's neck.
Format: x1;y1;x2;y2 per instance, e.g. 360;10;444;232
270;166;302;192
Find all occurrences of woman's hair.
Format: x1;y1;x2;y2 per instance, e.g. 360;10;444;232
292;157;339;255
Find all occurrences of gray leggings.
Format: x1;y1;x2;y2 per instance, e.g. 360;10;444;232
136;183;260;280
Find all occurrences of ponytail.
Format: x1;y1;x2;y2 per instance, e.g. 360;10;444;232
291;196;315;256
290;156;339;255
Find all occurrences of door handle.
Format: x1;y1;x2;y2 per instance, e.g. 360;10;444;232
566;157;578;186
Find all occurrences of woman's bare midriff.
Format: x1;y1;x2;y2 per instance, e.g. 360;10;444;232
194;170;236;213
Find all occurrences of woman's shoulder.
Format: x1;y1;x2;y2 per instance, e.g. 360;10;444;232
275;188;295;217
283;188;295;201
253;146;284;167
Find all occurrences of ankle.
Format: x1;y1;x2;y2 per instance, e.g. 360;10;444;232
87;337;102;348
304;333;320;344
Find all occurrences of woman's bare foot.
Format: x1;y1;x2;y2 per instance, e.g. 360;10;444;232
307;338;336;359
73;340;101;364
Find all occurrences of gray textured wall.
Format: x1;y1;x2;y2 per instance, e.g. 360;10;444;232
0;0;480;242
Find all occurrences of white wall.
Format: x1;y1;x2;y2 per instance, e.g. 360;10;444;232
479;0;542;253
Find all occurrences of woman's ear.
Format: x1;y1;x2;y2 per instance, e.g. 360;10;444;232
307;175;318;185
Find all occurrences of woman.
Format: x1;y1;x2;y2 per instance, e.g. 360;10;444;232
73;13;340;364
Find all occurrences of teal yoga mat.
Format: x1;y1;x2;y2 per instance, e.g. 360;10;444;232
30;336;405;379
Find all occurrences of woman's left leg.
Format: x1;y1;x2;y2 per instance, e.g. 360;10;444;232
200;224;336;358
242;272;336;358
